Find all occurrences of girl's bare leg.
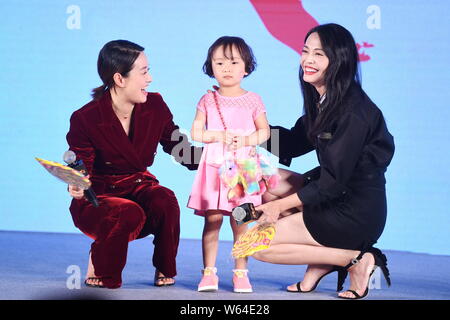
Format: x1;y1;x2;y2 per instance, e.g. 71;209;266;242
230;216;248;269
202;210;224;268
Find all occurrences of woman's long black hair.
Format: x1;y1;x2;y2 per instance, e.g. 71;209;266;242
300;23;361;142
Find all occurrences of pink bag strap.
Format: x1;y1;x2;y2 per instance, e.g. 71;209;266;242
213;91;236;158
213;91;227;130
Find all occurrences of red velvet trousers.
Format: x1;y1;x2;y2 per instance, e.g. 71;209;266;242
69;172;180;289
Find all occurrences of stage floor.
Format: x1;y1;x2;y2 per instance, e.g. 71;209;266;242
1;230;449;300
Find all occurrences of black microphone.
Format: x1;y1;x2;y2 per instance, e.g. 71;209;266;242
232;203;263;225
63;150;99;207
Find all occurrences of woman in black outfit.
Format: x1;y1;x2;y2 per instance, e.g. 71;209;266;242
252;23;394;299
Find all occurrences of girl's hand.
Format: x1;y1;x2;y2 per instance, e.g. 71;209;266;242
255;201;282;225
224;131;235;145
231;135;246;150
68;184;84;200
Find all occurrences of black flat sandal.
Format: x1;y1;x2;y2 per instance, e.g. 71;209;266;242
154;276;175;287
339;247;391;300
84;277;105;288
287;265;348;293
154;270;175;287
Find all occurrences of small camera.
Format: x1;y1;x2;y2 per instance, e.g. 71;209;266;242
232;203;262;225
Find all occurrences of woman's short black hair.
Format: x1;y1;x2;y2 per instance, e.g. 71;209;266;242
91;40;144;100
202;36;257;78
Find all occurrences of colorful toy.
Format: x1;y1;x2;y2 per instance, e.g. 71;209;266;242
218;149;280;203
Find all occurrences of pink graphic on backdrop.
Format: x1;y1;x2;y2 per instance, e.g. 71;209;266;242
249;0;373;62
356;42;374;61
249;0;318;54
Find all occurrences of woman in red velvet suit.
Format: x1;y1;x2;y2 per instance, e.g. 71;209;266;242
67;40;199;289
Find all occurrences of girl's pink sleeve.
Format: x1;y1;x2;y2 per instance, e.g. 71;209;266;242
252;93;267;120
196;94;207;113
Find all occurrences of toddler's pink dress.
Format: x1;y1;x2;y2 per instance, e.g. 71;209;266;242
187;91;266;216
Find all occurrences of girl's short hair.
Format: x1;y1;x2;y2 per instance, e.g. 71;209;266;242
202;36;256;78
91;40;144;100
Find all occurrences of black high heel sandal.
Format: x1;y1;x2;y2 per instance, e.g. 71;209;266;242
287;265;348;293
338;247;391;300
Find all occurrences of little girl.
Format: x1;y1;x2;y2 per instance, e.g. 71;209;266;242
188;36;270;293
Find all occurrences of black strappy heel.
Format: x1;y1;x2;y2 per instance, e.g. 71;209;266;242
287;265;348;293
339;247;391;300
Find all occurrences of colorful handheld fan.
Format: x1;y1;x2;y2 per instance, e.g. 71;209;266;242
35;157;91;189
231;223;276;258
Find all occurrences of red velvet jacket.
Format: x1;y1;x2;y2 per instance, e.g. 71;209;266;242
66;91;199;200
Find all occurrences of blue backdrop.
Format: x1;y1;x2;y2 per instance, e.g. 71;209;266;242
1;0;449;255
